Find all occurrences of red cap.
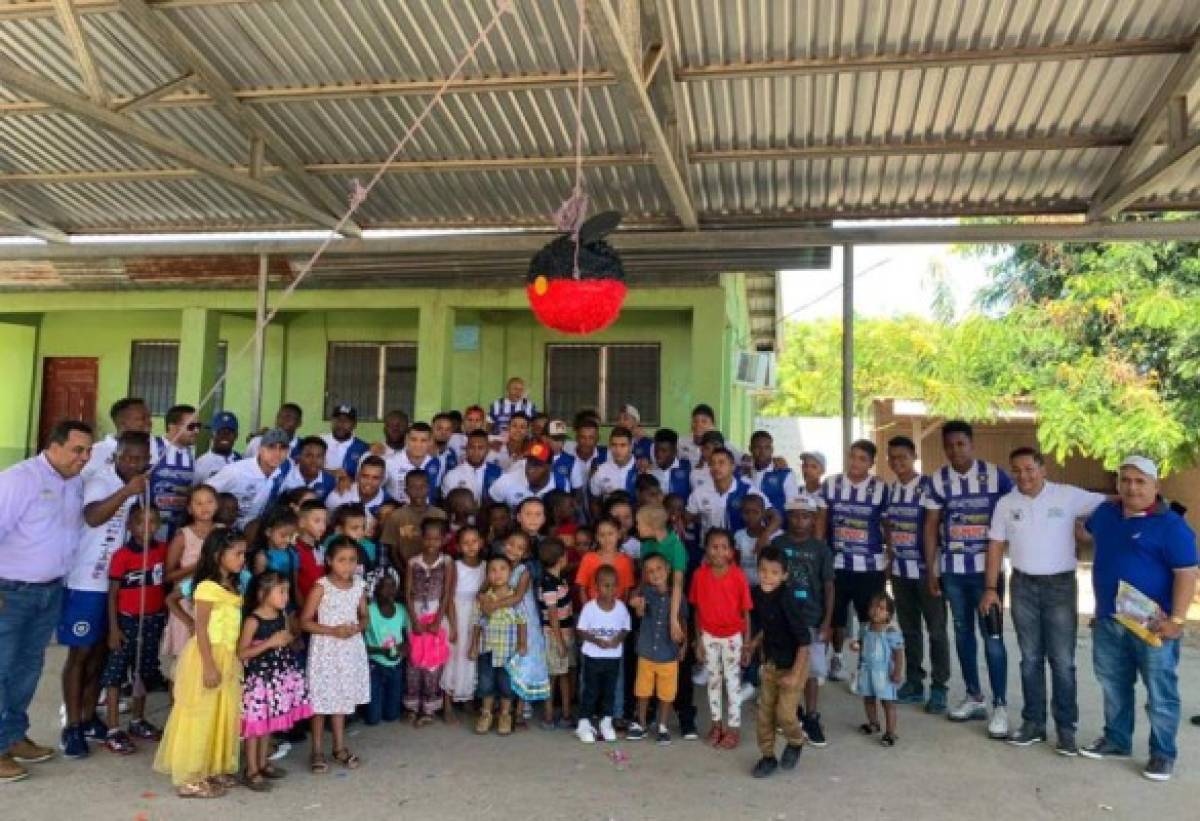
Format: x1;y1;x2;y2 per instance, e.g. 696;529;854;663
527;442;551;464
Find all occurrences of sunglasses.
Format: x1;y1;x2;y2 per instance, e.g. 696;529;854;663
186;422;203;432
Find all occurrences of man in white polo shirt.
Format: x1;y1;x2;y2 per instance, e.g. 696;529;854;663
207;428;291;530
981;446;1105;755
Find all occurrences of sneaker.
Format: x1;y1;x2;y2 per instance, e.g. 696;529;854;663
1142;756;1174;782
128;719;161;741
896;681;925;705
556;717;575;731
0;754;28;784
496;712;513;736
1055;730;1079;757
987;706;1010;739
656;726;672;746
827;653;846;682
103;729;136;756
752;756;779;778
625;722;646;741
59;725;89;760
780;743;803;770
576;719;596;744
1079;737;1131;760
81;717;109;742
691;667;709;686
948;696;988;722
8;737;54;764
738;683;757;705
268;741;291;761
599;717;617;743
801;712;827;747
1007;721;1046;746
924;686;948;715
680;720;699;740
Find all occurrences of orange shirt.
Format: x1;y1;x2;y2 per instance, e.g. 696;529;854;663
575;550;636;601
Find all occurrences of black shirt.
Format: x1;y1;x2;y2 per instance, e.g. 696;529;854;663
771;534;833;627
751;584;811;669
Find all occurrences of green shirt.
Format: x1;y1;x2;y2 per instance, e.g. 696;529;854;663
366;601;409;667
641;531;688;575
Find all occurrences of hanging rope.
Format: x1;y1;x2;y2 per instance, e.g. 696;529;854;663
552;0;590;278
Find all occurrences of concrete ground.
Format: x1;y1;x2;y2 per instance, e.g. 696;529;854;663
6;618;1199;821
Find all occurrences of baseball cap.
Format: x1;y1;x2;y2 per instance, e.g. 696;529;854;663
800;450;827;470
620;404;641;424
526;442;551;464
1119;455;1158;479
210;411;238;433
260;428;291;448
332;403;357;420
785;497;819;513
546;420;569;438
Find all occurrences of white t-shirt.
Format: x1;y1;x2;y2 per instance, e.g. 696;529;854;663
589;459;636;500
441;461;492;504
989;481;1106;575
67;465;134;592
577;599;631;659
734;527;781;586
207;457;282;529
194;450;240;485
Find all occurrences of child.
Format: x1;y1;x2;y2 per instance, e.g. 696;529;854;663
405;518;454;725
575;518;636;602
547;491;578;539
637;504;687;642
628;554;686;745
538;537;575;729
851;593;904;747
295;500;328;609
734;494;780;588
215;492;239;529
607;498;640;560
238;571;313;789
443;525;485;710
325;503;378;583
746;546;810;778
773;498;834;746
251;507;299;591
302;537;369;772
101;502;168;754
689;528;752;749
575;565;630;744
469;555;528;735
484;502;512;547
364;572;408;725
573;525;594;556
154;529;247;798
503;527;550;718
164;485;218;677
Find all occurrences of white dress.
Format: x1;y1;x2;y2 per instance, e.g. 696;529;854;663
441;559;486;702
306;577;370;714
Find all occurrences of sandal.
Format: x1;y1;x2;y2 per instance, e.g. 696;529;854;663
261;764;287;779
880;732;897;747
208;774;238;788
705;726;724;747
416;714;434;727
310;755;329;775
177;780;225;799
718;729;740;749
241;772;272;792
858;722;881;735
332;747;361;770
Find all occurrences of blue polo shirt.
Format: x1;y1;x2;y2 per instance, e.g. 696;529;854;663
1086;500;1197;619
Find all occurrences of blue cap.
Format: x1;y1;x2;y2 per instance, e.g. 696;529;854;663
210;411;239;433
332;403;357;419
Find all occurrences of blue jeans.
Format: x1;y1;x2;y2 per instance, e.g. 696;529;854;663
476;653;513;700
942;573;1007;705
0;579;62;750
366;661;405;724
1011;571;1077;730
1092;616;1181;761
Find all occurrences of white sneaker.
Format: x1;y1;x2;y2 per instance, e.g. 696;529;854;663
269;741;291;761
827;653;845;682
948;696;988;722
738;683;757;705
692;667;709;686
988;706;1009;739
599;717;617;743
576;718;596;744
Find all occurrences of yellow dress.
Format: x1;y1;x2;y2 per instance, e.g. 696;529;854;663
153;580;244;785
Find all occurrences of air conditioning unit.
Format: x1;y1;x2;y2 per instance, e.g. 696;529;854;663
734;351;776;390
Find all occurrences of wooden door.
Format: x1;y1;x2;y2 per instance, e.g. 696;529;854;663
38;357;99;448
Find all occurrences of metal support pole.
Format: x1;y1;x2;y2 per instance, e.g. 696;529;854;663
250;253;267;432
841;244;854;456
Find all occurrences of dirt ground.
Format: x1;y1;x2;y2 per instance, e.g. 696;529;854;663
5;617;1199;821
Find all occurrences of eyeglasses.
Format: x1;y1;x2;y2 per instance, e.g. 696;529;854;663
186;422;202;432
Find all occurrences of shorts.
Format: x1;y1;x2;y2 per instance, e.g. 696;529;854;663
543;627;575;677
100;612;167;689
806;629;828;680
634;658;679;702
832;569;886;629
56;588;108;648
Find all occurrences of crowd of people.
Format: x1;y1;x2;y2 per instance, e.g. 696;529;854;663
0;374;1195;798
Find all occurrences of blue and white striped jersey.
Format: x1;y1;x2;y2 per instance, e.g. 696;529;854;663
821;474;888;572
922;460;1013;575
885;475;933;579
487;396;537;433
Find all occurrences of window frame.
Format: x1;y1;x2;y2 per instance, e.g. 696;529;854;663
128;339;227;416
323;341;417;422
544;342;661;426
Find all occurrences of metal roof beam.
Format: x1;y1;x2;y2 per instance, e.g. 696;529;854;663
51;0;108;105
0;195;70;243
112;71;194;113
0;55;357;235
114;0;361;238
1088;38;1200;221
1089;133;1200;218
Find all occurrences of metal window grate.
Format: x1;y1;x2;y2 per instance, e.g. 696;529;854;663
129;341;228;417
325;342;417;421
545;343;660;425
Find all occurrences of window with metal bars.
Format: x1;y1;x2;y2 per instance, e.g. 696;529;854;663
324;342;417;421
544;344;660;425
128;341;227;416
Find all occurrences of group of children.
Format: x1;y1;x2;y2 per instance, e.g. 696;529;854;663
61;382;917;797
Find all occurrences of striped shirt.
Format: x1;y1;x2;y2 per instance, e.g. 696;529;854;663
821;474;888;572
922;460;1013;575
885;475;933;579
487;397;537;434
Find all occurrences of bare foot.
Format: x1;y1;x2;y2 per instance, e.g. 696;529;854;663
444;706;459;725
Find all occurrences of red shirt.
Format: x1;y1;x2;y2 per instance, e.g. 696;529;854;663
107;541;167;616
296;539;324;600
688;563;752;638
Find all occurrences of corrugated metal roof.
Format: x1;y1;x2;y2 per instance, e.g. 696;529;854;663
0;0;1199;235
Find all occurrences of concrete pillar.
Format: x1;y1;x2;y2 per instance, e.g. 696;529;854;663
176;306;221;449
0;317;38;467
690;295;727;429
415;298;454;422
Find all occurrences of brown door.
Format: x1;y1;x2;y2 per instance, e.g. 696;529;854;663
38;357;99;448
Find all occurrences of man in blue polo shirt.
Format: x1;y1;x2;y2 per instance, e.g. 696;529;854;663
1079;456;1197;782
922;420;1013;738
746;430;799;512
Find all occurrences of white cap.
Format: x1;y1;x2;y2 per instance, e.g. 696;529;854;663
1119;455;1159;479
620;404;641;424
800;450;826;470
784;497;819;512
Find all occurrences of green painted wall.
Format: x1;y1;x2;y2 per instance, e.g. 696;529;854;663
0;318;38;466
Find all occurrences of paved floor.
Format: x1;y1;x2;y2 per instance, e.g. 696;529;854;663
5;619;1198;821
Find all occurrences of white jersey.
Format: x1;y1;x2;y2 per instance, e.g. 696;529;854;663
448;432;468;461
67;465;134;593
690;464;713;492
589;459;636;500
207;457;282;529
194;449;240;485
383;450;437;503
321;433;358;472
488;471;560;509
441;461;494;505
82;433;162;481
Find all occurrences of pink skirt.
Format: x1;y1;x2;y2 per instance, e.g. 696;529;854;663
409;613;450;671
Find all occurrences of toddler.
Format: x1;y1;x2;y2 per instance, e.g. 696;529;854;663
575;565;630;744
851;593;905;747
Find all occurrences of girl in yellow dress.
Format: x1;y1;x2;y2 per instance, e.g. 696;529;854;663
154;529;247;798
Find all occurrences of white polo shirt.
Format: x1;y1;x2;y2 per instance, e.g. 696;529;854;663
207;457;282;529
589;458;636;500
988;481;1106;575
442;461;493;504
194;449;240;485
488;471;559;509
383;450;436;502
